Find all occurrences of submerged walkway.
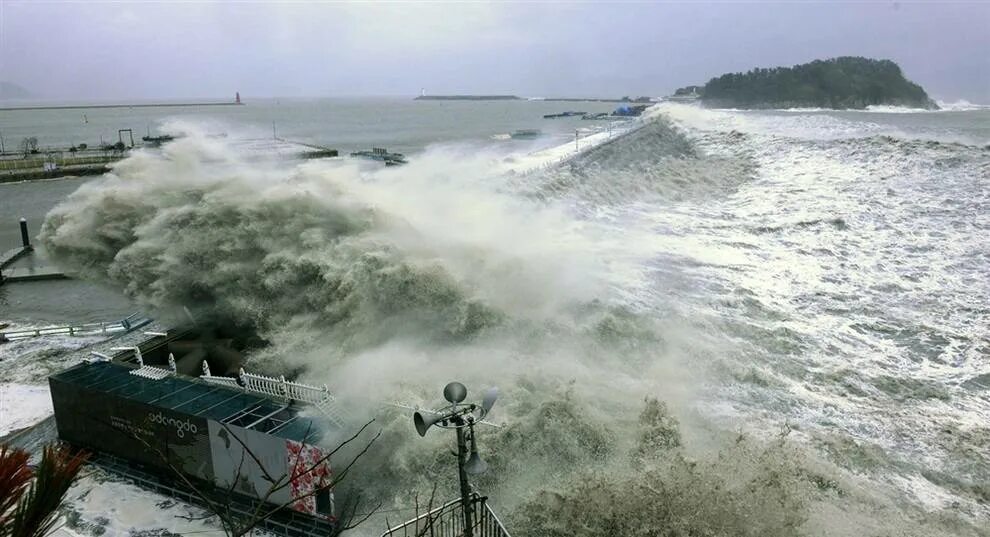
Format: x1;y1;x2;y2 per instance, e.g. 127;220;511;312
0;219;66;285
1;265;67;283
0;246;30;267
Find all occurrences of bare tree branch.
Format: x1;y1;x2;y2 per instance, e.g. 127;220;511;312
216;423;280;486
107;413;382;537
243;427;383;536
116;423;236;534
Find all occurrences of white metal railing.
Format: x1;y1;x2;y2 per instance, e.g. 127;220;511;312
129;353;177;380
131;366;173;380
1;313;146;342
199;362;347;427
199;361;242;388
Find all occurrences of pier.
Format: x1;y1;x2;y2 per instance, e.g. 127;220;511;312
1;137;130;184
0;160;113;184
0;218;66;285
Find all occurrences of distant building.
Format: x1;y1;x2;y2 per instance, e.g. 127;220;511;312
667;86;702;102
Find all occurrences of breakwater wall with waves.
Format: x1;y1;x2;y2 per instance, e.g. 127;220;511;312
0;151;121;184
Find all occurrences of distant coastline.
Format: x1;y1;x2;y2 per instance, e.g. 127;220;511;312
415;95;653;103
0;101;244;112
414;95;521;101
545;97;651;103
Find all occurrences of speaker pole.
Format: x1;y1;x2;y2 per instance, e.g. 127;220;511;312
410;381;499;535
455;421;474;537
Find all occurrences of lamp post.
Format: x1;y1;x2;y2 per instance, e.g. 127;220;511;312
413;382;497;537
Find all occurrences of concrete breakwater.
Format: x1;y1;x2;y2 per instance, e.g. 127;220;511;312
0;101;243;112
0;151;120;184
1;137;339;183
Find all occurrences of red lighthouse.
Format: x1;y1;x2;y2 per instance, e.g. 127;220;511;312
235;92;242;104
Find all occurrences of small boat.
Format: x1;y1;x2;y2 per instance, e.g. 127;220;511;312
510;129;542;140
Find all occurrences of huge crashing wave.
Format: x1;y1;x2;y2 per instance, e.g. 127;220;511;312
38;115;988;536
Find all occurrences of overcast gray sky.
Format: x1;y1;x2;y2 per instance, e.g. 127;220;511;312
1;1;988;102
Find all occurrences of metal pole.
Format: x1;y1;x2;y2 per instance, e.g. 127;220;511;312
19;218;31;250
455;424;473;537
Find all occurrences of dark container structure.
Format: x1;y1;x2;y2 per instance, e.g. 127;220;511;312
49;360;338;536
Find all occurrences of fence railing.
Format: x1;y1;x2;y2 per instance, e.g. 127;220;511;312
128;352;177;380
200;364;347;427
381;493;511;537
200;373;240;389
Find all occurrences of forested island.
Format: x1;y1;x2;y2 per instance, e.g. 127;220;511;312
679;57;937;110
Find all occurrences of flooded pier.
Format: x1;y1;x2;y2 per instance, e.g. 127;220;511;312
0;218;66;285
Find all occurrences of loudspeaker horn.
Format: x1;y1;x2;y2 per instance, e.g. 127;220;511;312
481;386;499;417
414;411;444;437
465;451;488;475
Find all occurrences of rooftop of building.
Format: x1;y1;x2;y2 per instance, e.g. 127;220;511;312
50;361;327;443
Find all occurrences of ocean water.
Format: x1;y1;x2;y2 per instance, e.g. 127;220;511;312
1;99;988;536
0;97;620;156
0;97;618;323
